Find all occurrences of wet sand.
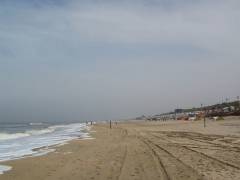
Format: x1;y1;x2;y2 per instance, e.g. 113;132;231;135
0;116;240;180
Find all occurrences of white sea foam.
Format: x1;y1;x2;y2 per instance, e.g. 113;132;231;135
0;165;12;174
0;123;90;164
0;126;56;141
26;127;55;136
29;122;43;126
0;133;30;141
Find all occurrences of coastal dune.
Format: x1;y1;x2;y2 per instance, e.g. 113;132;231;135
1;117;240;180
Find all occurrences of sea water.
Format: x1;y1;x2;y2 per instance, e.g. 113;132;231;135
0;122;90;174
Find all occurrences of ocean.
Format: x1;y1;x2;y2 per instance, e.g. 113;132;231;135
0;122;90;174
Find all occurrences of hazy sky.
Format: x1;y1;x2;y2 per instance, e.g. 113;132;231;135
0;0;240;123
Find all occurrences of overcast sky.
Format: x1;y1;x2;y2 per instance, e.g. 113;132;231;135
0;0;239;123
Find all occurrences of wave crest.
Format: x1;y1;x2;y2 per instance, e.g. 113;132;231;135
0;133;29;141
0;127;57;141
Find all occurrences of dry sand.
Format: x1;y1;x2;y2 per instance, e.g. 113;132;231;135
0;116;240;180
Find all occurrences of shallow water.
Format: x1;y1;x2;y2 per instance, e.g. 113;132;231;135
0;123;90;171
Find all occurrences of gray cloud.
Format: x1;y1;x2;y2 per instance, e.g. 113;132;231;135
0;0;239;123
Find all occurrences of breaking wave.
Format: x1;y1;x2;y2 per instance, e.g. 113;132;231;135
0;123;90;162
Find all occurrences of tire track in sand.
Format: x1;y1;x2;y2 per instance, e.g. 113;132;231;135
150;133;240;170
139;135;205;180
116;145;127;180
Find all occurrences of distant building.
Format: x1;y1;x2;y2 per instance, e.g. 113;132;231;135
136;115;146;120
175;109;183;114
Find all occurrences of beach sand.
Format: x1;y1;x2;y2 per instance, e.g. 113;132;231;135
0;116;240;180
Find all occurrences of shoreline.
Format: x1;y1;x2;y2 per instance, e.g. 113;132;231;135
0;135;93;175
0;116;240;180
0;124;92;175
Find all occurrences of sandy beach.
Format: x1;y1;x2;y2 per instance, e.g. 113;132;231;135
0;116;240;180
